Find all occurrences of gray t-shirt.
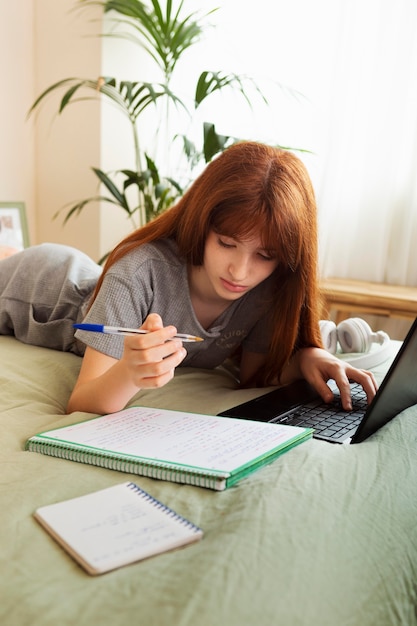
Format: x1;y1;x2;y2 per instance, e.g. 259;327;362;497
76;238;275;369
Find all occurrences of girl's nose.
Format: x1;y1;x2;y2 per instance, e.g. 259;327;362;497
229;255;249;281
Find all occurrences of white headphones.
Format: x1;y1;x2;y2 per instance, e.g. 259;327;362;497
319;317;391;369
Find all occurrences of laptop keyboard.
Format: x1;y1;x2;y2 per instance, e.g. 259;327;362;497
273;382;368;441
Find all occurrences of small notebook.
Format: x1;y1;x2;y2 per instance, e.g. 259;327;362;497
34;481;203;575
26;406;312;491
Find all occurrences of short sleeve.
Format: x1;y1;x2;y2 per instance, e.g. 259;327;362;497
75;265;154;359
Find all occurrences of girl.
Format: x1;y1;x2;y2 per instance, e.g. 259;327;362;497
0;142;377;414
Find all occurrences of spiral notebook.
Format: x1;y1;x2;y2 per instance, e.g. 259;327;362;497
26;406;312;491
34;482;203;575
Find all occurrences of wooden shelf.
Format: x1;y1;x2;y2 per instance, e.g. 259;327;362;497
320;278;417;324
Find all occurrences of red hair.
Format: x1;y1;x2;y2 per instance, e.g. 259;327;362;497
92;141;323;385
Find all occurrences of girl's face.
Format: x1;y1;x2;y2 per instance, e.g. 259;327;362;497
200;229;279;302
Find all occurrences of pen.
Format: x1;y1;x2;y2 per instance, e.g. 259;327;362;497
73;323;204;343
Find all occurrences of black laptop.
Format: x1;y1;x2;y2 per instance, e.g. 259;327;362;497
218;317;417;444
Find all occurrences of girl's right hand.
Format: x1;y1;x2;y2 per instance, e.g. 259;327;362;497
121;313;187;389
66;314;187;415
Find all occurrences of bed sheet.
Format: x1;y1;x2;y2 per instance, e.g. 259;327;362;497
1;335;417;626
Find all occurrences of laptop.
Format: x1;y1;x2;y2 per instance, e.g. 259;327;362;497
218;316;417;444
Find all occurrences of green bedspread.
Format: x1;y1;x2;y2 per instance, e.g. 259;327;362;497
1;335;416;626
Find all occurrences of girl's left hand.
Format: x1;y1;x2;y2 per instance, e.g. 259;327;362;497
297;347;378;411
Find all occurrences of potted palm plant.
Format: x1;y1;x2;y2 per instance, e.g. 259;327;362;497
29;0;270;250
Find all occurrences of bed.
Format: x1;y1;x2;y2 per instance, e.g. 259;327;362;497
1;334;417;626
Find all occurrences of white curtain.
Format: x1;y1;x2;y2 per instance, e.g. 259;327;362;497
316;0;417;285
200;0;417;286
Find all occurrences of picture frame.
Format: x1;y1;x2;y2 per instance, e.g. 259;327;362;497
0;202;30;251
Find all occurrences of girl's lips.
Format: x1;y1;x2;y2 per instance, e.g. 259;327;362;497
220;278;248;293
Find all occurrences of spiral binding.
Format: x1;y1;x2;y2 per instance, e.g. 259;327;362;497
126;482;202;532
26;439;228;490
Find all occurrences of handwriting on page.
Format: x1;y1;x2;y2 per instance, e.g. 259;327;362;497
77;501;182;564
44;408;300;471
37;483;201;572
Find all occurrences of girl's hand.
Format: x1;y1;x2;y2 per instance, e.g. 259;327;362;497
296;347;378;411
67;314;187;414
120;313;187;389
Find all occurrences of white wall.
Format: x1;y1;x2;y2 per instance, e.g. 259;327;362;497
33;0;103;259
0;2;36;241
0;1;151;261
0;1;117;260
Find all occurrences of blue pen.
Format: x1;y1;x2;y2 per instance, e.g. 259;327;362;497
73;323;204;343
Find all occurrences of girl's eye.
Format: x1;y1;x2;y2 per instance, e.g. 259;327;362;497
217;237;235;249
258;252;276;261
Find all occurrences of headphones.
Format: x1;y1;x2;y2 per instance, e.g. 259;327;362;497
319;317;391;369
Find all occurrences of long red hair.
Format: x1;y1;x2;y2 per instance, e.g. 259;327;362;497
92;141;323;385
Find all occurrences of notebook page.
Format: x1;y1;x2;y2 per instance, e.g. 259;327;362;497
35;407;307;473
34;482;203;575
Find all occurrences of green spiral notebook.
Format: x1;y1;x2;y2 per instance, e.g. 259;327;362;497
26;406;313;491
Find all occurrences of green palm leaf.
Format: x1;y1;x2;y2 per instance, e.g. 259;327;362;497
92;168;131;212
203;122;235;163
95;0;216;80
195;71;268;109
55;195;121;224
